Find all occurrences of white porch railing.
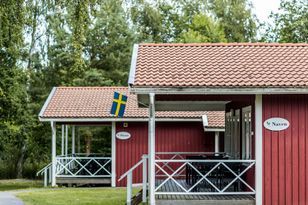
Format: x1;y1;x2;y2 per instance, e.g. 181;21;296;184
155;159;255;196
118;155;148;205
55;156;112;177
155;152;226;178
36;162;52;187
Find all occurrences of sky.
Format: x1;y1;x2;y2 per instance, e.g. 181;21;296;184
251;0;281;24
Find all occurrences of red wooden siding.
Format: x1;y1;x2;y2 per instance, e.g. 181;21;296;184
115;121;216;186
263;95;308;205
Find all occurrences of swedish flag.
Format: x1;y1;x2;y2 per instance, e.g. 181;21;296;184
110;92;127;117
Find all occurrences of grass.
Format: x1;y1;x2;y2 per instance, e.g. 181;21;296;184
17;187;139;205
0;179;42;191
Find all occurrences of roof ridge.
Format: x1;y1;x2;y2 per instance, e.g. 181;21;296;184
57;86;128;89
139;43;308;47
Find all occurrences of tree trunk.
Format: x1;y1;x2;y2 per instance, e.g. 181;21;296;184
16;144;26;178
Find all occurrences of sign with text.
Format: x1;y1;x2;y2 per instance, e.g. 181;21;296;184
116;131;131;140
264;117;290;131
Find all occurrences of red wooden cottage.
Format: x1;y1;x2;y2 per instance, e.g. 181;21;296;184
126;43;308;205
38;87;224;187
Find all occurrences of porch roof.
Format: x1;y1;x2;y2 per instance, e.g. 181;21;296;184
39;87;224;128
129;43;308;93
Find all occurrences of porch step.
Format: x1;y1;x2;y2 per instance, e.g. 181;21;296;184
56;177;111;185
156;195;255;205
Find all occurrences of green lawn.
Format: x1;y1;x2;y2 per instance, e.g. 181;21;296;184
17;187;138;205
0;179;42;191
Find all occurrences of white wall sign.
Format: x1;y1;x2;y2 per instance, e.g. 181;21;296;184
264;117;290;131
116;131;131;140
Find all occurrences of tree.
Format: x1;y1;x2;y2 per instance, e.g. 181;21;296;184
266;0;308;43
0;0;29;178
128;0;257;43
86;0;135;85
179;14;226;43
209;0;258;42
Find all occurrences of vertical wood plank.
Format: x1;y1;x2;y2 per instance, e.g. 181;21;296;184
278;95;286;205
292;95;299;205
263;95;272;205
271;95;279;205
298;96;306;205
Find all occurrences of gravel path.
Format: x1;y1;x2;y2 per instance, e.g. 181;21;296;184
0;192;24;205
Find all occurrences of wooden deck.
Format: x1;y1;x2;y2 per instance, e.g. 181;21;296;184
155;179;255;205
56;177;111;185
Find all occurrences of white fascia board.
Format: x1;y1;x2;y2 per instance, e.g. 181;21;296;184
204;128;225;132
202;115;209;127
38;117;205;123
130;87;308;95
38;87;57;118
128;44;139;85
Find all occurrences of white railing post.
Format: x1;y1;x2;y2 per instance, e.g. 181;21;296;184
72;125;75;154
44;169;48;187
215;131;220;153
61;125;65;156
111;122;116;187
148;93;156;205
51;121;57;187
255;94;263;205
49;166;52;183
142;155;147;203
65;125;68;156
127;172;132;205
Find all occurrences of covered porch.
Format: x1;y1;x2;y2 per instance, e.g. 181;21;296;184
120;93;260;205
38;86;224;188
151;94;258;205
36;122;115;187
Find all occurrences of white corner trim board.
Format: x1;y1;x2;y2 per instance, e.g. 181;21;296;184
255;94;263;205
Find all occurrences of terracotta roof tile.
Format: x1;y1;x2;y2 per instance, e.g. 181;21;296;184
132;43;308;88
40;87;224;128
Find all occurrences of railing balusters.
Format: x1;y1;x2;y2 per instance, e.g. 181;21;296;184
119;155;148;204
44;169;48;187
155;159;256;196
54;156;112;178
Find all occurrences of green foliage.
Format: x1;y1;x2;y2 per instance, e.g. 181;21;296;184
0;179;42;191
0;0;31;178
266;0;308;43
86;0;135;84
129;0;257;43
180;14;226;43
209;0;258;42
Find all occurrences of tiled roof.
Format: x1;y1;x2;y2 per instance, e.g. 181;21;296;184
132;43;308;88
40;87;224;128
